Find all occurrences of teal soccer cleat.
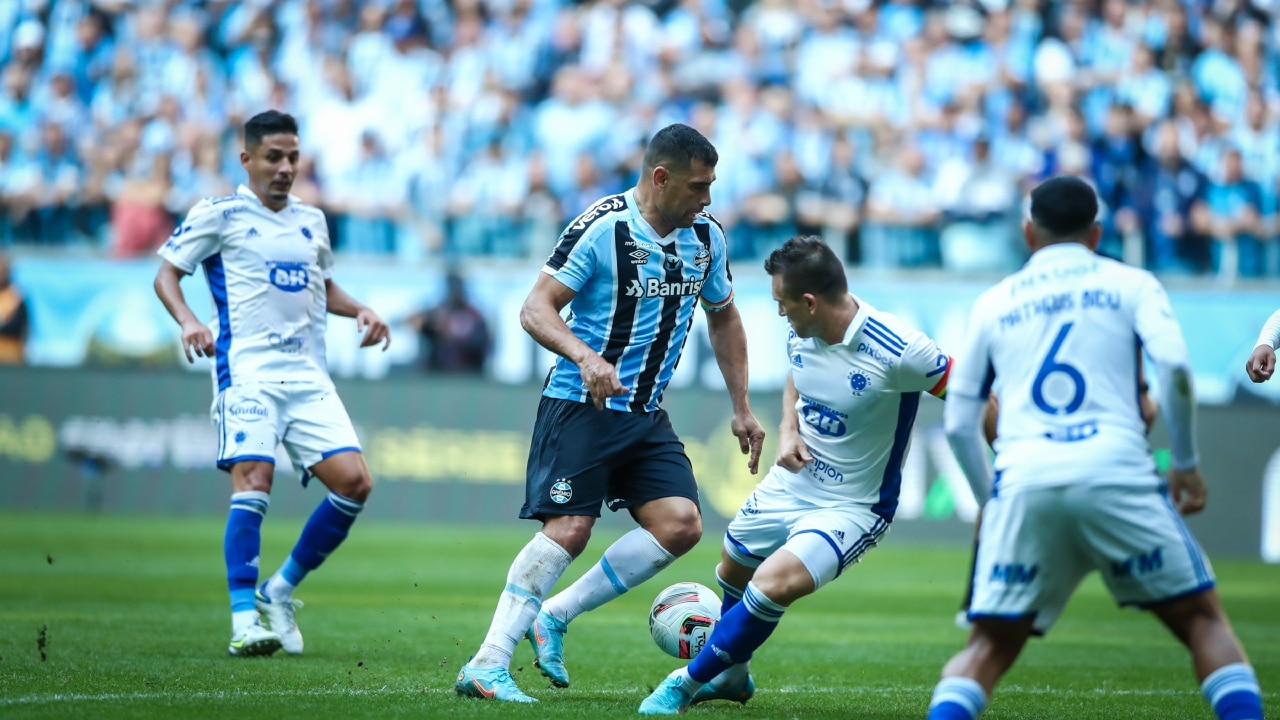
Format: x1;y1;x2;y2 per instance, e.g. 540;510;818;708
526;610;570;687
691;670;755;705
638;669;697;715
454;662;538;703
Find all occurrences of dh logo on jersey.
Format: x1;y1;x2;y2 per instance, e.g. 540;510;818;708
267;261;310;292
802;404;847;437
229;399;268;422
848;372;871;396
550;479;573;504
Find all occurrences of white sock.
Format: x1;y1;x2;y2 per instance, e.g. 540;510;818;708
263;572;296;600
232;610;259;633
472;532;573;669
544;528;675;624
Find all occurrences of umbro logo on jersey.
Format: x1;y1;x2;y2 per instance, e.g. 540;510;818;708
246;227;261;238
629;247;650;264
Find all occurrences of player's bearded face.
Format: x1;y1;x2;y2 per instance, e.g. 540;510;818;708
244;133;300;203
659;160;715;228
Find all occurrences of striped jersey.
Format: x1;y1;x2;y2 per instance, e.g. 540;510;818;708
158;184;335;392
949;243;1188;493
541;189;734;412
784;296;951;520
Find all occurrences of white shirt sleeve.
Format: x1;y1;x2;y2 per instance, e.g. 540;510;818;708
944;294;996;503
157;198;223;274
1133;274;1198;471
1255;309;1280;350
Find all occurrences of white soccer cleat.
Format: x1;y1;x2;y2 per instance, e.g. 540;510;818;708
256;585;304;655
228;620;282;657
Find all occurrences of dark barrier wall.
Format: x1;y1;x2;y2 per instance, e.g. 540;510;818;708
1;367;1275;558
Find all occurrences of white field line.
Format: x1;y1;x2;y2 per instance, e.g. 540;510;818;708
0;684;1224;707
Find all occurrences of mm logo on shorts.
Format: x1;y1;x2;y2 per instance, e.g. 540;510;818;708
990;563;1039;584
550;479;573;504
229;399;268;422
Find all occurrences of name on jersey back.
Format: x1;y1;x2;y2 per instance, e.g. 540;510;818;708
999;288;1122;330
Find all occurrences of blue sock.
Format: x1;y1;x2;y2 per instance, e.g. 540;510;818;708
927;677;988;720
225;491;269;613
281;492;363;587
716;571;743;617
1202;663;1264;720
688;581;784;683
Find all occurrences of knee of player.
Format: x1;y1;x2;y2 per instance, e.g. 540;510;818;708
231;463;275;494
651;515;702;557
341;474;373;503
751;557;817;606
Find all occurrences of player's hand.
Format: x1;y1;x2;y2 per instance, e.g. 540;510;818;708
776;429;812;473
731;411;766;475
179;320;215;363
579;353;627;410
1167;467;1207;516
356;308;391;351
1246;345;1276;383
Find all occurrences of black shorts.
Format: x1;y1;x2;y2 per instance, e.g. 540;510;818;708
520;396;699;520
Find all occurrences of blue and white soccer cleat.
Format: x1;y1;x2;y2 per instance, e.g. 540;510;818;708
228;620;282;657
691;669;755;705
255;583;304;655
525;609;570;687
454;662;538;703
638;669;697;715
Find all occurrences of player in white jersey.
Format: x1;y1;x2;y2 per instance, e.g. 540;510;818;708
639;236;951;715
927;177;1264;720
1246;309;1280;383
153;111;391;658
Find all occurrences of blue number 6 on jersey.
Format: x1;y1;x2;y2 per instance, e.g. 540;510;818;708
1032;322;1086;415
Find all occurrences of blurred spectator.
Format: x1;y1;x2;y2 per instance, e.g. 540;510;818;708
327;131;403;254
111;153;173;258
0;252;29;364
1127;122;1210;274
935;135;1020;272
1198;148;1267;280
862;145;940;269
403;270;491;374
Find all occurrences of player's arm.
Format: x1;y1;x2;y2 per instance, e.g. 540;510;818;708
776;372;811;472
942;304;996;505
1135;276;1204;514
705;302;765;473
1246;308;1280;383
154;260;213;363
325;280;390;350
153;200;222;363
520;272;625;410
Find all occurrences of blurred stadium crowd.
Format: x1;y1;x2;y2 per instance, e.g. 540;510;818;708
0;0;1277;278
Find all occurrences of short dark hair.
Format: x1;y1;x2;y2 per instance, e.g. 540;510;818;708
244;110;299;148
763;236;848;301
1029;175;1098;240
643;123;718;174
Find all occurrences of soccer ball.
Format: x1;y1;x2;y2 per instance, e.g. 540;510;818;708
648;582;720;659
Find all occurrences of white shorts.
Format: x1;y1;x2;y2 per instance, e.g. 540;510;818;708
969;482;1216;632
213;382;361;481
722;466;890;590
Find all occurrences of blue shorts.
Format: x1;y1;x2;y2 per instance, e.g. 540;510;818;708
520;397;699;520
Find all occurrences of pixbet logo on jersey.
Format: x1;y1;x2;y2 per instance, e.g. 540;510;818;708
267;261;309;292
624;277;704;298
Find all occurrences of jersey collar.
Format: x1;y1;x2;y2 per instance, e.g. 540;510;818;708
236;184;300;213
1026;242;1094;265
835;293;869;347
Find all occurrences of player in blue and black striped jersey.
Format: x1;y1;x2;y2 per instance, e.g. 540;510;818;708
455;123;766;703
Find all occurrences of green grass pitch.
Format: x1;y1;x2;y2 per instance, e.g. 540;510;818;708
1;513;1277;719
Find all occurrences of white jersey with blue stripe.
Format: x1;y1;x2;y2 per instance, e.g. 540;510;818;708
784;297;951;519
949;243;1189;492
157;185;335;391
541;189;734;412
